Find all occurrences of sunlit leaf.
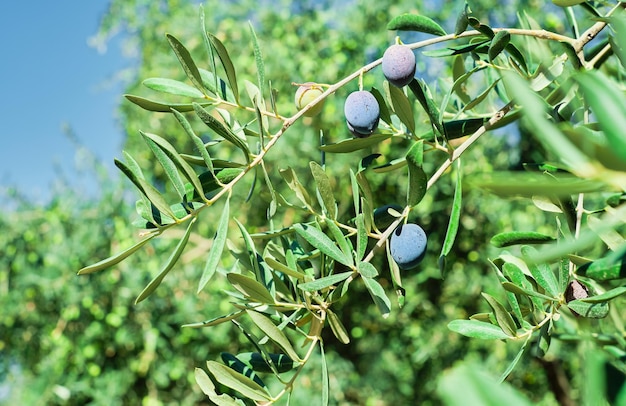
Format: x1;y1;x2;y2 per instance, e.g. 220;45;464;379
310;162;337;219
447;319;510;340
387;13;447;36
574;70;626;164
406;140;427;207
579;286;626;303
171;109;214;173
294;224;352;267
143;77;205;98
297;271;353;292
194;368;240;406
135;218;196;304
182;310;244;328
207;32;240;104
491;231;556;248
193;103;250;158
125;94;211;112
198;199;229;292
577;251;626;281
166;34;206;95
481;293;517;337
320;342;329;406
78;232;159;275
567;299;609;318
440;159;462;262
522;246;559;298
326;309;350;344
227;273;275;304
362;276;391;318
246;310;301;362
206;361;271;402
385;81;415;135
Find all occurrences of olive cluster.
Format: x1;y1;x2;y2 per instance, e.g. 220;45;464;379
345;44;415;137
294;44;426;271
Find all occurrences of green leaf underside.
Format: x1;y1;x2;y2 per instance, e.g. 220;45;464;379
207;32;240;104
294;224;352;266
448;319;510;340
206;361;271;402
523;246;559;297
298;271;353;292
406;140;427;207
143;77;205;98
310;162;337;219
441;159;462;257
491;231;556;248
135;218;196;304
227;273;275;304
387;13;447;36
166;34;206;96
194;368;239;405
579;286;626;303
362;276;391;317
125;94;213;112
567;300;609;318
245;310;300;362
481;293;517;337
78;232;159;275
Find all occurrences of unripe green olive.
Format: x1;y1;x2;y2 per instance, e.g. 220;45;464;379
294;82;325;117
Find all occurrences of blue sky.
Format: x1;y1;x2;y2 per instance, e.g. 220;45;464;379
0;2;131;206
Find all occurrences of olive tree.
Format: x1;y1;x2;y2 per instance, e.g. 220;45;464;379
81;1;626;404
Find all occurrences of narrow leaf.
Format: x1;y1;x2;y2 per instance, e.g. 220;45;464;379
227;273;275;304
193;103;250;158
406;140;427;207
297;271;353;292
522;246;559;297
114;158;177;220
325;220;354;266
294;224;352;267
579;286;626;303
408;79;444;135
488;30;510;61
265;256;305;280
198;199;229;292
574;70;626;163
320;342;329;406
207;33;240;104
499;337;531;383
362;276;391;318
246;310;301;362
385;81;415;135
357;261;378;278
194;368;240;405
143;77;204;98
481;293;517;337
356;214;368;261
206;361;271;402
491;231;556;248
78;232;159;275
310;162;337;219
124;94;207;112
166;34;206;95
141;132;188;200
135;218;195;304
171;109;214;173
387;13;447;36
248;22;265;96
567;300;609;318
441;159;462;258
320;132;393;153
326;309;350;344
447;319;510;340
182;310;244;328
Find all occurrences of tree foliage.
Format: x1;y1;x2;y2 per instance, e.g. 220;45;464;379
3;1;626;405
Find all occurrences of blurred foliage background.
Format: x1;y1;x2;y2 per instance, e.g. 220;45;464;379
0;0;614;404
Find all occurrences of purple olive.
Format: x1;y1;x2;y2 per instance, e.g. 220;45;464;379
344;90;380;137
382;44;416;88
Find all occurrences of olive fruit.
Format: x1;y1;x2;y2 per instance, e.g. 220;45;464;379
295;82;325;117
389;223;427;270
381;44;416;88
344;90;380;137
373;204;403;230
